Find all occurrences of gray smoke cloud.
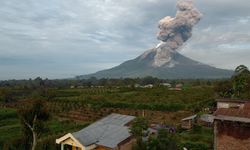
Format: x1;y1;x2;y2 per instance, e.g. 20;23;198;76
153;0;202;67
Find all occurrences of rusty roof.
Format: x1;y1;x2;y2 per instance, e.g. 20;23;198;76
215;115;250;123
214;108;250;119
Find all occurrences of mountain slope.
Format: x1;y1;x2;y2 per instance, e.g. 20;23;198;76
78;49;233;79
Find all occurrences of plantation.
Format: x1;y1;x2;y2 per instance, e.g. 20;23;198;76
0;84;215;149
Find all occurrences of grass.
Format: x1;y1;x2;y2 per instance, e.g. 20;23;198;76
0;108;89;149
177;125;213;150
0;108;21;148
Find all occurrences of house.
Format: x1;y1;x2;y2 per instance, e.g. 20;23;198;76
213;101;250;150
159;83;171;88
142;84;153;88
134;84;140;88
181;114;197;129
56;113;136;150
175;83;183;88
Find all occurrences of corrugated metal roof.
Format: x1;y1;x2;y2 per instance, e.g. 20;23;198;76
181;114;197;121
72;113;135;148
200;114;214;123
215;115;250;123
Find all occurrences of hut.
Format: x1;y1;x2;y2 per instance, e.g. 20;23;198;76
181;114;197;129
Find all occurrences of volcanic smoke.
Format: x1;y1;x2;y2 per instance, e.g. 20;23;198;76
153;0;202;67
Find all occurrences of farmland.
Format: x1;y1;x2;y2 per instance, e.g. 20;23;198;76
0;82;215;149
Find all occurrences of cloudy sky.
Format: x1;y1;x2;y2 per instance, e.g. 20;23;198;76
0;0;250;80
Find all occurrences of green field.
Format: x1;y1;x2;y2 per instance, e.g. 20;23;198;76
0;108;89;150
0;86;215;149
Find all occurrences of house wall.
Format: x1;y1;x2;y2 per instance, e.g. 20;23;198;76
214;120;250;150
217;102;244;109
181;120;192;129
62;138;83;149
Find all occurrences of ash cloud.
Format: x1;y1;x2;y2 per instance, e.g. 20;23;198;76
153;0;202;67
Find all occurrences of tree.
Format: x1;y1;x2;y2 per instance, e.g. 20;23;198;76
130;117;149;150
18;100;50;150
234;65;250;75
232;65;250;97
0;87;14;103
130;117;149;137
214;80;233;98
148;129;178;150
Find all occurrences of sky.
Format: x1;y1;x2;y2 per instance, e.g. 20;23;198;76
0;0;250;80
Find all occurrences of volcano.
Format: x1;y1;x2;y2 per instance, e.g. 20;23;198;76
77;0;233;79
77;48;233;79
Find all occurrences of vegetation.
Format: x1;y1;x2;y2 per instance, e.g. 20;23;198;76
18;100;50;150
177;125;213;150
1;65;249;149
215;65;250;99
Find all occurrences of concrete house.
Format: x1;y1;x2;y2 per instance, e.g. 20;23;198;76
214;100;250;150
56;113;136;150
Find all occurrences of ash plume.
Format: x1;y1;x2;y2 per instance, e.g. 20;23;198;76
153;0;202;67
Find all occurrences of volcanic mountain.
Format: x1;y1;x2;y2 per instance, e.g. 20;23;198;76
77;47;233;79
77;1;233;79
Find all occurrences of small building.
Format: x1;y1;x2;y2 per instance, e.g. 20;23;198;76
159;83;171;88
143;84;153;88
214;102;250;150
134;84;141;88
175;83;183;88
181;115;197;129
56;113;136;150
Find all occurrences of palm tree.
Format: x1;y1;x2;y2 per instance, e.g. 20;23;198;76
233;65;250;97
234;65;249;75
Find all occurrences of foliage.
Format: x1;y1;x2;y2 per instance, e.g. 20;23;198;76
130;117;149;138
0;108;89;150
176;126;213;150
18;100;50;150
148;129;178;150
215;65;250;99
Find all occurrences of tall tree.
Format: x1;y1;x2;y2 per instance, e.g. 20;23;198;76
232;65;250;97
130;117;149;150
234;65;250;74
18;100;50;150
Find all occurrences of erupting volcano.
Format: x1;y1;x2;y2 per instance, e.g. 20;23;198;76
78;0;233;79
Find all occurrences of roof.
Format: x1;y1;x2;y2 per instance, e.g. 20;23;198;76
215;115;250;123
214;108;250;119
214;105;250;123
181;114;197;121
216;98;249;103
199;114;214;123
72;113;135;148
